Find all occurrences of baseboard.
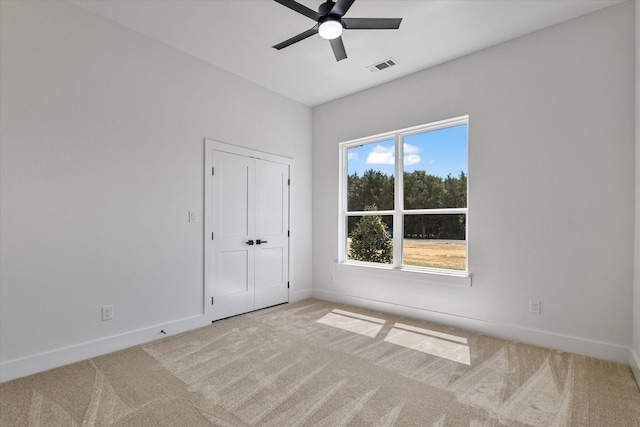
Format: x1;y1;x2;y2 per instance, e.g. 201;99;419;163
290;288;313;302
631;348;640;390
312;289;631;364
0;314;208;383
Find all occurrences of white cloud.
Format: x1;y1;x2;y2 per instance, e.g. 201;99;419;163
348;152;359;161
403;143;420;154
427;159;435;165
365;143;423;166
404;154;421;165
403;143;421;165
365;145;394;165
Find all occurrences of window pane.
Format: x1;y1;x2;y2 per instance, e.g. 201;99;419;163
347;139;394;211
403;214;466;270
347;214;393;264
403;125;467;209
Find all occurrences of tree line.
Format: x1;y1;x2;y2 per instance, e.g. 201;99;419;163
347;170;467;240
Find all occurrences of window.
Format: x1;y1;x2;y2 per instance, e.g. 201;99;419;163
339;116;468;276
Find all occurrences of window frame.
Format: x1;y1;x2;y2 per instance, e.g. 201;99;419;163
338;115;470;282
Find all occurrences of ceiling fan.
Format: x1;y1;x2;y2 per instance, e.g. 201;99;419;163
272;0;402;62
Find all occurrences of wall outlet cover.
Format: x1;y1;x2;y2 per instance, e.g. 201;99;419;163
102;305;114;321
529;300;541;315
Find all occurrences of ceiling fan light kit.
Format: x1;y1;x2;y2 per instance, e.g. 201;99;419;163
318;19;343;40
272;0;402;62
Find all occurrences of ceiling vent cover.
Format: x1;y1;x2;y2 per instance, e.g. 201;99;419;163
368;58;398;72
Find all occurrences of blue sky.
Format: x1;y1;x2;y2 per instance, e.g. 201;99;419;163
347;124;467;178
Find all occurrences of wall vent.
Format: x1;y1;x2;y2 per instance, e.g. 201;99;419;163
368;58;398;72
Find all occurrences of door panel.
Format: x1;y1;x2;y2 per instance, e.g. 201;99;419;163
254;160;289;310
212;151;255;320
256;161;286;236
219;159;250;237
256;247;283;287
219;251;249;295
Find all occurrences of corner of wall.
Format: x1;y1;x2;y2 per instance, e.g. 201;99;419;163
290;289;313;302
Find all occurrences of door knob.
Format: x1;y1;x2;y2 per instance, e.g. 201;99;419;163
256;239;268;245
246;240;255;245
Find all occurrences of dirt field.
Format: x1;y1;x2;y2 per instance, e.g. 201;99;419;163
402;240;466;270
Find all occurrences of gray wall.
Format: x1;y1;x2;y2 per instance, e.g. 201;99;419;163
0;0;312;377
312;2;635;362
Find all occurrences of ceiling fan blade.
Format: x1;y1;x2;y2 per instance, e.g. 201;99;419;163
342;18;402;30
330;37;347;62
273;0;321;22
330;0;356;17
273;26;319;50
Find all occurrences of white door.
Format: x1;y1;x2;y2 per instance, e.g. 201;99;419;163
254;159;289;310
207;146;289;321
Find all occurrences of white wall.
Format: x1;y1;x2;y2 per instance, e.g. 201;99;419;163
633;0;640;384
312;2;635;363
0;1;312;381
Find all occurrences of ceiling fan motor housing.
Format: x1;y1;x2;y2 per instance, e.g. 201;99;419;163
318;1;337;16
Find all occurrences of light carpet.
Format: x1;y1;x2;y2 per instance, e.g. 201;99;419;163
1;299;639;426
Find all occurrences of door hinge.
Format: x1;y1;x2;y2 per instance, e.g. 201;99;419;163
212;167;215;176
288;178;290;186
287;282;290;289
211;297;214;305
212;232;214;240
287;230;290;237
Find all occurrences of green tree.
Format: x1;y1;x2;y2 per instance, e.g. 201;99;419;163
348;170;393;211
443;171;467;208
404;170;444;210
348;205;393;263
404;170;446;238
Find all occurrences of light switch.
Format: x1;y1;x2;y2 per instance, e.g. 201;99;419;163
189;211;197;223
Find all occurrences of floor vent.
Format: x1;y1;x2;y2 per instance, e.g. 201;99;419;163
368;58;398;72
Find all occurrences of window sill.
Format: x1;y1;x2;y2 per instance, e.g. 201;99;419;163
335;262;472;288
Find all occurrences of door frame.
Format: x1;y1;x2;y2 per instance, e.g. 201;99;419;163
204;139;292;320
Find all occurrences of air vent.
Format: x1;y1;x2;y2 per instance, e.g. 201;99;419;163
368;58;398;73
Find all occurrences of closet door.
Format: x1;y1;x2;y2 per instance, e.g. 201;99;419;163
211;150;256;320
254;159;289;310
208;145;290;321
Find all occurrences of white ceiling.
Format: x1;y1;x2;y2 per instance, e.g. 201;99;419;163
69;0;624;107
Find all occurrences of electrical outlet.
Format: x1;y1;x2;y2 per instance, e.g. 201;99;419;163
102;305;114;321
529;300;541;315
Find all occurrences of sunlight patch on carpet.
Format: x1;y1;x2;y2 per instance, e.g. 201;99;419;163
317;309;386;337
384;323;471;365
